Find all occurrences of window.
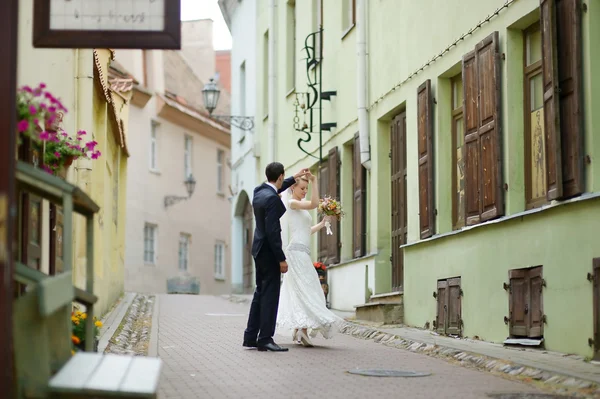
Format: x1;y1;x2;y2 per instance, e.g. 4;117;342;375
462;31;503;226
507;266;544;338
540;0;584;200
435;277;462;336
451;75;465;229
149;121;158;170
143;224;157;264
286;1;296;92
524;23;545;209
417;79;435;238
342;0;355;33
178;234;190;271
318;147;340;265
217;149;225;193
352;135;366;258
214;241;225;279
184;135;192;178
263;30;269;116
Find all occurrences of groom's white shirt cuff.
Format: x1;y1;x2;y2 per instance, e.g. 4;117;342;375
266;182;278;193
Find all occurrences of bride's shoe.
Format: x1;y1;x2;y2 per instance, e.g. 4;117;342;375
298;330;314;347
292;329;300;343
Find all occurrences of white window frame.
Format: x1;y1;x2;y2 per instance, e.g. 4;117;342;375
178;233;190;272
217;149;225;194
149;121;159;171
144;224;157;265
214;241;225;280
184;135;193;178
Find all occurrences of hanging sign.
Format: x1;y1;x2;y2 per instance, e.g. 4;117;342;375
33;0;181;49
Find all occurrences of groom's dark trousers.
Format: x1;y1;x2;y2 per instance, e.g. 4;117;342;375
244;176;295;345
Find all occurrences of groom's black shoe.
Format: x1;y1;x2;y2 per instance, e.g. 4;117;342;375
242;340;257;348
257;342;289;352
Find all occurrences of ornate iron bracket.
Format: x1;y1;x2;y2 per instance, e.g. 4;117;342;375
210;115;254;131
164;195;189;208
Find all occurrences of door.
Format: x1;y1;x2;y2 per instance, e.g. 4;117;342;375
435;277;462;336
242;199;254;294
508;266;544;338
390;112;407;291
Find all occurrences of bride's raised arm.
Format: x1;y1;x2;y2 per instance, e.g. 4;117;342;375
289;173;319;210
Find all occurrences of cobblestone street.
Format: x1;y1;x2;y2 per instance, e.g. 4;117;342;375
155;295;551;399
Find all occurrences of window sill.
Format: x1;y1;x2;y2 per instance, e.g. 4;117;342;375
217;192;225;198
286;87;296;98
341;24;355;40
214;275;226;281
144;262;156;267
401;191;600;250
149;168;161;175
325;252;379;271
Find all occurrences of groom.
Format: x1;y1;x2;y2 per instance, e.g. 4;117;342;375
243;162;309;352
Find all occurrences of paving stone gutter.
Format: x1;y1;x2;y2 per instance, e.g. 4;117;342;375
224;294;600;398
103;294;155;356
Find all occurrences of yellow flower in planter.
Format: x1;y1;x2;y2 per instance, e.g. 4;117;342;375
71;335;81;345
71;315;79;323
95;320;103;328
81;313;87;320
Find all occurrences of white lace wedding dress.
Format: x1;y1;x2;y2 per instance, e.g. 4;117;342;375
276;201;344;340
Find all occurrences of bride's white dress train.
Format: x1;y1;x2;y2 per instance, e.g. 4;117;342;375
276;204;344;340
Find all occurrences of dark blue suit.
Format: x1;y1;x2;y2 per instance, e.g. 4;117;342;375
244;176;296;345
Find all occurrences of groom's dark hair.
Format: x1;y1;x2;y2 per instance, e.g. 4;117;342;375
265;162;285;183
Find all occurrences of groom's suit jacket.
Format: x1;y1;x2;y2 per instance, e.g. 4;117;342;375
251;177;296;263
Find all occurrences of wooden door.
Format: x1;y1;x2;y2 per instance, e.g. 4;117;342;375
242;199;254;294
352;134;366;258
390;112;407;291
436;280;447;334
49;204;64;275
509;266;544;338
593;259;600;360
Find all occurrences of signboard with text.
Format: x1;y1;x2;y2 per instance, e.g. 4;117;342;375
33;0;180;49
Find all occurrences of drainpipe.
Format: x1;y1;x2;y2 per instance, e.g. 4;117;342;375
356;0;371;170
267;0;278;162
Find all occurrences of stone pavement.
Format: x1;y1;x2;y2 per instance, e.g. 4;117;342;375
154;295;553;399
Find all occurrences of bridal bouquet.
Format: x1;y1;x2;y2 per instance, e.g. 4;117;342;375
318;196;344;235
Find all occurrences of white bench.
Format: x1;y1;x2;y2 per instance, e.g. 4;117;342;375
48;353;162;398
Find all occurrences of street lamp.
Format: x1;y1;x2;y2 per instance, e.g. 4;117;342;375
164;174;197;208
202;78;254;131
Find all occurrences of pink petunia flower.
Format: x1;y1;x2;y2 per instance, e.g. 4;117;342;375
77;130;86;136
17;120;29;132
86;141;98;150
91;151;101;160
54;152;61;158
39;131;50;140
29;105;37;115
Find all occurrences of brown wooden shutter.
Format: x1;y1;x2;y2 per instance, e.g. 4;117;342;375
462;49;481;226
417;79;435;239
318;159;329;262
391;112;407;291
436;280;448;334
476;31;503;222
508;269;528;337
541;0;563;200
327;147;340;264
556;0;584;198
446;277;462;336
593;258;600;357
529;266;544;337
352;134;366;258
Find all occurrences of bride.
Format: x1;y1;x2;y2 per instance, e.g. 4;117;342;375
276;171;344;347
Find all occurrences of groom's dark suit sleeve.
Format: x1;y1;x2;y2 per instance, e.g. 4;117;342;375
264;195;286;263
278;176;296;194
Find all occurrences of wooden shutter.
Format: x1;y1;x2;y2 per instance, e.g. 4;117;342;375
508;269;529;337
436;280;448;334
529;266;544;337
352;134;366;258
476;32;503;222
318;159;329;262
326;147;340;264
446;277;462;336
556;0;584;198
540;0;563;200
391;112;407;291
462;49;481;226
593;258;600;358
417;80;435;239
